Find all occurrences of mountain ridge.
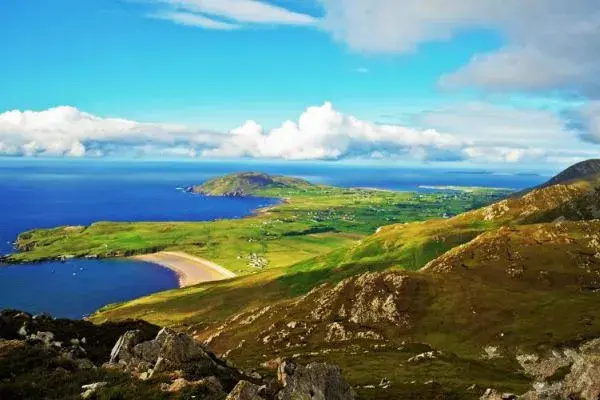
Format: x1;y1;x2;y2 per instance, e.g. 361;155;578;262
542;159;600;187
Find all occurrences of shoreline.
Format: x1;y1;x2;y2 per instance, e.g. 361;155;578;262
132;251;236;288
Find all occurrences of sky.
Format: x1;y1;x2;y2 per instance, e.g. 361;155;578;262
1;0;600;168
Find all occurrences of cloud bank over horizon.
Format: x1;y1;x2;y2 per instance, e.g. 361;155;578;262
0;102;596;165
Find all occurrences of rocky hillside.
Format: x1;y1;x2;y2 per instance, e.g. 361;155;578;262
86;159;600;399
342;161;600;272
192;172;314;196
541;159;600;187
423;220;600;291
0;310;356;400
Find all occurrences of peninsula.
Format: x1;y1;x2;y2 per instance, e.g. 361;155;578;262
6;172;508;279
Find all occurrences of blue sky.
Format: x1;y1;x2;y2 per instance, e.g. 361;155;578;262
1;0;599;167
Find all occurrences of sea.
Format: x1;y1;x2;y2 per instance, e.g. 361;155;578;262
0;158;550;319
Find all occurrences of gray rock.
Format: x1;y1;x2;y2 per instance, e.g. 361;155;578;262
160;330;209;364
132;338;163;363
31;331;55;345
277;360;356;400
226;380;263;400
516;337;600;400
17;324;28;337
479;389;517;400
109;330;143;364
110;328;220;380
81;382;107;399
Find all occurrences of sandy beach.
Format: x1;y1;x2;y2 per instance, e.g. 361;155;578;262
133;251;236;287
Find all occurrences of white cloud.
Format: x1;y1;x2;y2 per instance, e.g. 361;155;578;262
417;102;576;148
149;11;240;30
0;106;220;157
568;101;600;145
416;101;600;163
319;0;600;96
147;0;317;28
1;102;597;165
204;102;465;161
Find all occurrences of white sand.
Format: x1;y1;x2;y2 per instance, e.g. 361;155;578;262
133;251;236;287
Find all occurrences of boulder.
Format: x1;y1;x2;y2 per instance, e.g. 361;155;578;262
516;337;600;400
276;360;356;400
109;329;143;364
109;328;230;384
479;389;517;400
226;380;264;400
161;376;225;395
30;331;55;346
81;382;107;399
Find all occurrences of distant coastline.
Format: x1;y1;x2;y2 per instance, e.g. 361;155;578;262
418;185;514;193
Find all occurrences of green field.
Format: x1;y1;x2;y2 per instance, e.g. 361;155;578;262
7;175;508;275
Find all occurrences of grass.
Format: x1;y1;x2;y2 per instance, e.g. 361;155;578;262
7;180;508;276
84;172;600;399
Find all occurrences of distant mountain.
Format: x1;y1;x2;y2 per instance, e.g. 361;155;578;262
192;172;313;196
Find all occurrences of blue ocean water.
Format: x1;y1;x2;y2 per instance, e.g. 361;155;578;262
0;158;549;318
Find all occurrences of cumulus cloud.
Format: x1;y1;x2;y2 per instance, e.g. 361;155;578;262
147;0;317;28
319;0;600;96
1;102;595;164
204;102;464;161
0;106;220;157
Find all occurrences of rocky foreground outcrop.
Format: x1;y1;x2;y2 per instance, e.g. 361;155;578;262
106;327;356;399
0;309;356;400
481;337;600;400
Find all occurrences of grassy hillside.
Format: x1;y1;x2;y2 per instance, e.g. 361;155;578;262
332;169;600;272
90;220;600;396
90;162;600;398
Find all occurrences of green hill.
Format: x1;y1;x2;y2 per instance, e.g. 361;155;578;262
192;172;313;196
